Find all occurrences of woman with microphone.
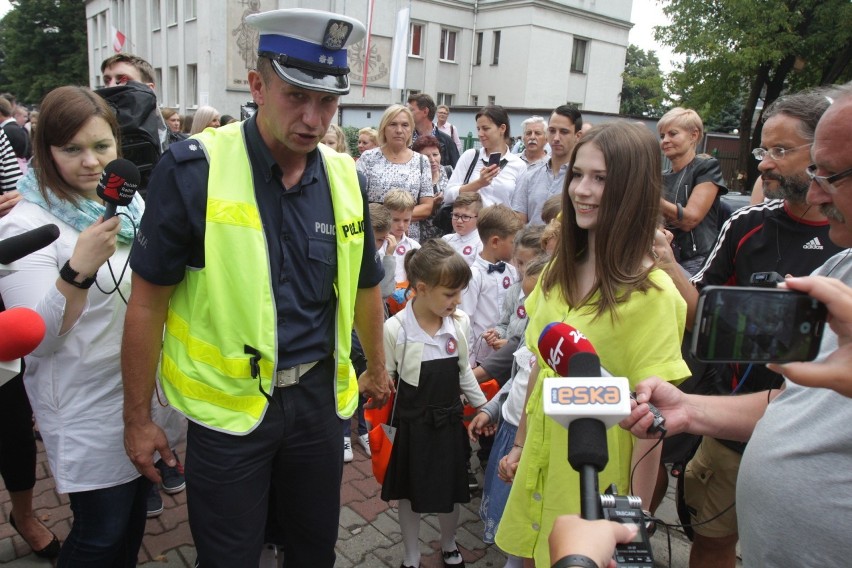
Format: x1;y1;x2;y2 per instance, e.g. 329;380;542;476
0;86;146;567
493;122;690;567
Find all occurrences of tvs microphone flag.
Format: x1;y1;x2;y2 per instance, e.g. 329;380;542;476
96;158;140;220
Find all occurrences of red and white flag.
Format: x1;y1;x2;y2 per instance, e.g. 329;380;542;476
111;26;126;53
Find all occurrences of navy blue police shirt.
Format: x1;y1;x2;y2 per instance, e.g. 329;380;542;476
130;116;383;368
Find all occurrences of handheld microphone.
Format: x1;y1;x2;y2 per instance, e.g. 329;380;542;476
0;224;60;265
96;158;139;220
0;307;46;386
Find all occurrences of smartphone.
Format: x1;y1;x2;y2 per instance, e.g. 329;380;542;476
488;152;501;167
691;286;827;363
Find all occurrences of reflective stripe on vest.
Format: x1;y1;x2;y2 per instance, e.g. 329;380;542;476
160;123;362;434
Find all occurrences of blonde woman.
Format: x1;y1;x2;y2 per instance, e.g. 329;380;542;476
189;105;220;135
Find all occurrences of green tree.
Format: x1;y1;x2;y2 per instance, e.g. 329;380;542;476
619;44;669;118
0;0;88;105
657;0;852;191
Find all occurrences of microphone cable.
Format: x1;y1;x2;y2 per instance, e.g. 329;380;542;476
94;211;138;305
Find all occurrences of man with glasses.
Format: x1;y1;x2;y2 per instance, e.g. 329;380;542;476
655;87;844;568
511;105;582;225
625;84;852;567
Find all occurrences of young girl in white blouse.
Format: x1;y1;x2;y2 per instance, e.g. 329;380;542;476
381;239;488;568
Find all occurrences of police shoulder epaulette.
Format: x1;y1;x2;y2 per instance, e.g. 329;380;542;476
170;138;208;164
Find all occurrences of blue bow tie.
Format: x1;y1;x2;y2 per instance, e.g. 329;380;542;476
488;262;506;274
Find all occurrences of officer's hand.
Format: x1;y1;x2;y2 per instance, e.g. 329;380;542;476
124;419;173;484
360;366;395;409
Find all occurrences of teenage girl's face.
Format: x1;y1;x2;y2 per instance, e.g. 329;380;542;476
50;116;118;200
322;130;339;148
568;143;607;233
476;115;506;154
513;245;538;279
417;284;464;319
167;113;182;132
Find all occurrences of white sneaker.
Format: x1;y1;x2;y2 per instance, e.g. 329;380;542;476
343;437;353;463
357;433;372;457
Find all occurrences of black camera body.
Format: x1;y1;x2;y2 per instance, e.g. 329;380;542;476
601;490;654;568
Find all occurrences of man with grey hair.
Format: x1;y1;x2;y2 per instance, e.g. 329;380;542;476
654;86;844;568
518;115;548;167
511;104;582;225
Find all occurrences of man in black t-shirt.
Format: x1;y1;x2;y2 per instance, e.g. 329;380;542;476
659;88;842;568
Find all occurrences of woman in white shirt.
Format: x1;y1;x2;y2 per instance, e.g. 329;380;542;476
0;86;146;567
444;105;526;208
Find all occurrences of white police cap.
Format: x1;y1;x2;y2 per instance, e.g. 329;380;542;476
246;8;366;95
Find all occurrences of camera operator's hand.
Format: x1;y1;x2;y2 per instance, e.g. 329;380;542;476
549;515;639;568
769;275;852;397
620;377;689;439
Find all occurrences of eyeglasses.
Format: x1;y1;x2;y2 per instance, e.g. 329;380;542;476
805;163;852;194
451;213;477;222
751;143;812;161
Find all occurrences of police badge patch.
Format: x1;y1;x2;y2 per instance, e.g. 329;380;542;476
323;21;352;50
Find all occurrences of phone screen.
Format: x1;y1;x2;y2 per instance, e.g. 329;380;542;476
488;152;501;167
692;286;827;363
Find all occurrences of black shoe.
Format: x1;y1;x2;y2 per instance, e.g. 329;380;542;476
442;549;466;567
156;451;186;495
466;463;478;490
9;513;60;559
146;484;164;518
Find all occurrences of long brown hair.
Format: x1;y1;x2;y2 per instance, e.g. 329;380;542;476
33;86;120;205
542;121;661;319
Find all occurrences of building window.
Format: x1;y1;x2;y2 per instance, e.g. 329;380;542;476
409;23;423;57
99;13;107;47
169;66;179;107
167;0;178;26
437;93;454;106
571;38;588;73
403;89;420;104
474;32;483;66
470;95;478;106
152;0;161;30
440;29;457;62
155;68;163;95
492;31;501;65
185;0;196;20
186;64;198;108
488;96;496;105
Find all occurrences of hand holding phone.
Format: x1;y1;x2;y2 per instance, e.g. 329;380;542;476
691;286;827;364
488;152;502;167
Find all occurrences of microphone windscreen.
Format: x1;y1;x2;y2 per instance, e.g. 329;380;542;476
97;158;140;207
0;224;60;265
0;307;46;360
537;322;597;376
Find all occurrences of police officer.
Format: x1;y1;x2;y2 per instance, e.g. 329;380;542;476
120;9;392;568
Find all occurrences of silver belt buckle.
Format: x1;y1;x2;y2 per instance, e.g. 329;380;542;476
274;360;319;388
275;366;301;388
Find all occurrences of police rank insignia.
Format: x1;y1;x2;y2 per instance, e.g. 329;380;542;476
323;21;352;50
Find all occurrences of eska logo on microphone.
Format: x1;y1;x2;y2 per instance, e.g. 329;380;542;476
550;386;622;405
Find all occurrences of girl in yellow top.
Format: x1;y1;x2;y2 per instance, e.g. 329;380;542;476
494;122;691;567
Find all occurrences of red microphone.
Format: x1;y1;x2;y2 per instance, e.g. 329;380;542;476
537;322;597;377
0;307;46;385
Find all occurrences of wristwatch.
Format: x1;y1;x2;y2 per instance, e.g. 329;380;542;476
551;554;599;568
59;260;96;289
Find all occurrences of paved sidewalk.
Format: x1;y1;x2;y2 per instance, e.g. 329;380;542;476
0;433;705;567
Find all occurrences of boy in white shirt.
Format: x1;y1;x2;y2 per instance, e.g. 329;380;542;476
459;204;523;365
384;189;421;284
442;192;483;266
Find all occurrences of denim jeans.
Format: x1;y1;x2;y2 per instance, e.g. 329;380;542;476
58;476;150;568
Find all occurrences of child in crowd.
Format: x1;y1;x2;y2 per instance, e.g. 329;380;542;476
442;193;483;266
481;225;544;354
541;220;560;255
384;189;421;285
381;240;488;568
459;204;523;366
468;255;550;568
541;193;562;225
368;202;398;302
